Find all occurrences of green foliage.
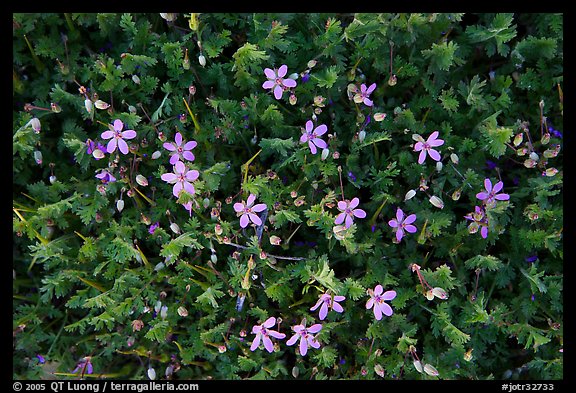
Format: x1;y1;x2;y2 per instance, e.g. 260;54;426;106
13;12;563;381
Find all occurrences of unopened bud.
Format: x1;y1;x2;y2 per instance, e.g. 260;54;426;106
513;133;523;146
49;175;57;184
529;152;539;161
85;99;93;113
116;199;125;212
321;148;330;160
50;102;61;113
30;118;41;133
543;168;558;177
289;94;297;105
198;54;206;67
450;153;459;164
269;235;281;246
436;161;443;172
524;158;537;168
152;150;162;160
373;112;387;121
136;174;148;187
541;133;550;145
388;74;397;86
432;287;449;300
170;222;181;234
214;224;223;235
404;189;417;201
147;368;156;380
93;149;105;160
34;150;42;165
132;75;141;84
358;130;366;143
451;189;461;201
429;195;444;209
211;253;218;263
177;306;188;317
414;360;424;373
374;364;385;377
307;59;317;68
128;105;137;114
94;100;110;110
423;364;439;377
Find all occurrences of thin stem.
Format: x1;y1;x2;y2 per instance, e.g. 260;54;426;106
337;166;345;200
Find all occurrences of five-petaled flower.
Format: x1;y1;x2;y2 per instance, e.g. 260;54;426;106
300;120;328;154
262;65;297;100
335;197;367;229
101;119;137;155
310;293;345;320
249;317;286;353
163;132;197;165
476;178;510;208
366;285;396;320
353;83;377;107
388;207;417;242
286;319;322;356
160;161;200;198
233;194;267;228
413;131;444;164
464;205;489;238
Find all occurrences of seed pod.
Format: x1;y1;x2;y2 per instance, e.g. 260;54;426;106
404;189;417;201
116;199;125;212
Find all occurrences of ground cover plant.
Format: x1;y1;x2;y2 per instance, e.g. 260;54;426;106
13;13;563;380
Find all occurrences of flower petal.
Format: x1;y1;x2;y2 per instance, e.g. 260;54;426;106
418;150;427;164
299;337;308;356
233;202;245;212
264;68;276;79
172;182;183;198
249;213;262;226
396;228;404;242
345;214;354;228
353;209;366;218
427;131;439;143
286;334;299;346
282;78;297;88
262;80;275;89
492;181;504;194
174;161;186;174
404;224;417;233
308;141;317;154
495;193;510;201
252;203;267;212
308;324;322;334
163;142;177;151
337;201;348;211
428;138;444;147
367;83;377;94
363;98;373;107
484;178;493;193
334;213;345;225
263;336;274;353
169;153;180;165
305;120;314;133
310;299;322;311
428;149;441;161
476;192;489;200
382;290;397;301
388;219;398;228
106;138;117;153
184;140;197;150
396;208;404;223
332;302;344;313
161;173;178;183
239;214;249;228
319;303;328;320
349;197;360;209
374;285;383;296
247;194;256;207
250;334;261;351
277;64;287;78
300;133;309;143
273;85;283;99
174;133;183;146
403;214;417;225
380;302;393;317
113;119;124;132
182;151;195;161
313;138;327;149
183;181;195;195
268;330;286;339
373;304;382;320
122;130;137;139
366;298;375;309
101;130;115;140
314;124;328;136
413;141;423;152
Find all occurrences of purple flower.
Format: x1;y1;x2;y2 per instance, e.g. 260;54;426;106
354;83;377;107
163;132;197;165
286;319;322;356
233;194;267;228
476;178;510;208
366;285;396;320
249;317;286;353
36;354;46;364
262;65;297;100
149;222;160;234
95;169;116;184
72;357;93;375
310;293;345;320
335;197;367;229
464;206;489;238
101;119;137;155
86;139;107;160
413;131;444;164
388;208;417;242
160;161;200;198
300;120;328;154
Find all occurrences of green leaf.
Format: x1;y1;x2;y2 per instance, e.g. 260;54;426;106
422;41;459;71
464;255;504;271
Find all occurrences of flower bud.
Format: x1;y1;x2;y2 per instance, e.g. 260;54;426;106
154;262;165;271
147;367;156;380
429;195;444;209
50;102;61;113
30;118;41;133
425;289;435;300
94;100;110;110
529;152;539;161
307;59;317;68
374;364;385;378
543;168;558;177
128;105;137;114
136;174;148;187
160;305;168;319
388;74;397;86
321;148;330;161
404;189;416;201
373;112;387;122
34;150;43;165
451;189;461;201
423;364;439;377
541;132;550;145
132;75;141;84
432;287;449;300
358;130;366;143
49;175;57;184
198;54;206;67
160;13;177;21
413;360;424;373
116;199;125;212
450;153;459;164
85;99;93;113
289;94;297;105
513;133;523;146
151;150;161;160
214;224;223;235
436;161;443;172
177;306;188;317
93;149;105;160
524;158;537;168
269;235;281;246
170;222;181;234
189;13;199;31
